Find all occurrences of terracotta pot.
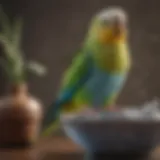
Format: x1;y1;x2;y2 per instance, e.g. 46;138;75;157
0;83;43;148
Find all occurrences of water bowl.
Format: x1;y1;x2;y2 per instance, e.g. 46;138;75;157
61;101;160;154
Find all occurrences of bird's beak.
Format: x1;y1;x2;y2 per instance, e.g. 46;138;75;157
99;27;113;44
99;21;127;44
112;20;126;39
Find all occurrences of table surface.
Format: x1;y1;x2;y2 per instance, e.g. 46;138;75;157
0;136;84;160
0;136;159;160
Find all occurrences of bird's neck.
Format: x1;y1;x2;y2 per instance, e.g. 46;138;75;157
84;37;127;53
84;38;130;73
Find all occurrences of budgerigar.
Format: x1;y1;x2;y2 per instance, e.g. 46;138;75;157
42;7;132;136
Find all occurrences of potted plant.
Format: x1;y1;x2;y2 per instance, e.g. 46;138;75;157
0;6;47;148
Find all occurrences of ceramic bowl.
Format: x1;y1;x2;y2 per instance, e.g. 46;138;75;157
61;110;160;153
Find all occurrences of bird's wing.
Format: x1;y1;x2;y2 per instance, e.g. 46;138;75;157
42;50;93;136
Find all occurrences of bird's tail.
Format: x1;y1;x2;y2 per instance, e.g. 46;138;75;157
41;119;59;137
40;101;62;137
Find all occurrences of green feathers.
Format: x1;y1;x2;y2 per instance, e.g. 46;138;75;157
0;6;47;84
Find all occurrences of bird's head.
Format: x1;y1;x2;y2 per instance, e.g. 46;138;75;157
89;7;128;44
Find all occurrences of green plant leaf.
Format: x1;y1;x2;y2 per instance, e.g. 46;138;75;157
0;34;8;44
26;61;47;76
12;17;23;48
0;5;11;38
0;37;18;64
0;57;13;80
0;6;46;84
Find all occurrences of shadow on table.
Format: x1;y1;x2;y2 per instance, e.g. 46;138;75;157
42;152;150;160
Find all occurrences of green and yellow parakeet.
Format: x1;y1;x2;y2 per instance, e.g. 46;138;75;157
42;7;131;136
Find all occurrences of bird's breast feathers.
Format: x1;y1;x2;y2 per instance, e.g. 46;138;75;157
93;43;131;73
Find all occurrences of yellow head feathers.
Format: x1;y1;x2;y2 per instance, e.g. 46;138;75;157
91;7;128;44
